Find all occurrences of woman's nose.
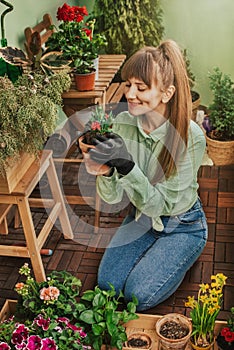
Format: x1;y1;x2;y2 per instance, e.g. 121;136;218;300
125;85;137;99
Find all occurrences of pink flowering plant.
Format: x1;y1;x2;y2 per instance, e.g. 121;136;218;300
89;106;114;134
0;314;89;350
13;263;83;320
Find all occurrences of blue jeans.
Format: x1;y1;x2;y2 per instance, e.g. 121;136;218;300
98;198;208;311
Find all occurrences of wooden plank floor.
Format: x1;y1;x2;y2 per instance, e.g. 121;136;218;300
0;161;233;321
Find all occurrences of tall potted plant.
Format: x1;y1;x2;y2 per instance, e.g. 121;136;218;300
92;0;164;58
203;67;234;166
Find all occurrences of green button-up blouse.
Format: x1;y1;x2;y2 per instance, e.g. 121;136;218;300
96;111;206;231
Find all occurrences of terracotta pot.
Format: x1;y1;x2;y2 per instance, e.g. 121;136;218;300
74;70;96;91
155;313;192;350
78;135;110;175
125;332;152;349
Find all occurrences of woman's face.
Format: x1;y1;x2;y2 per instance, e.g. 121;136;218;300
124;77;166;117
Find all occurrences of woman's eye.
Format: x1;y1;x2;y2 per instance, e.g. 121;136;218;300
138;87;146;91
125;83;131;88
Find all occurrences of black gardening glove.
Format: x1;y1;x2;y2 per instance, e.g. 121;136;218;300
89;133;135;176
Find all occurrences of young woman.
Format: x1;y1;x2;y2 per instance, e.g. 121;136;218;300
88;39;208;311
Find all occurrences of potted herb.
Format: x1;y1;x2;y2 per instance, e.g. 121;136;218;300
216;307;234;350
185;273;227;349
203;67;234;166
78;105;114;175
76;283;139;350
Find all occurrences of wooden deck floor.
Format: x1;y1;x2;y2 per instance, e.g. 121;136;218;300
0;160;233;320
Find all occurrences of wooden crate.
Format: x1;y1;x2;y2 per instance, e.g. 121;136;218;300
124;314;226;350
0;152;36;193
0;300;226;350
0;299;17;321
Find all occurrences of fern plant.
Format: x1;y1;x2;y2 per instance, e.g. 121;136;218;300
208;67;234;141
92;0;164;58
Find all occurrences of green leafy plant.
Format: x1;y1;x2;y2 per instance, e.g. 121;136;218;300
92;0;164;58
46;3;107;71
77;284;139;350
14;263;82;320
0;70;71;175
185;273;227;347
208;67;234;141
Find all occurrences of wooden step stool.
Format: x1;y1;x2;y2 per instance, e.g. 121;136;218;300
0;150;73;282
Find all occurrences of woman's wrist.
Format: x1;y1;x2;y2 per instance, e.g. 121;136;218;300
102;167;114;177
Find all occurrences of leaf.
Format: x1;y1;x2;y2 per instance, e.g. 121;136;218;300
93;293;106;307
0;47;29;65
80;309;95;324
81;290;95;301
92;323;105;335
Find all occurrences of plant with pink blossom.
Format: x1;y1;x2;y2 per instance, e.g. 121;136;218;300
14;263;82;320
0;313;90;350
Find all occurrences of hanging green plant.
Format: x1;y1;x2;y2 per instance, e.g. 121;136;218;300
0;70;71;175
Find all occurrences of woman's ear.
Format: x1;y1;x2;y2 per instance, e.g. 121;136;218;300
162;85;176;103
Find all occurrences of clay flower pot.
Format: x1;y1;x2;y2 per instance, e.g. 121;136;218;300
155;313;192;350
74;70;96;91
78;135;110;175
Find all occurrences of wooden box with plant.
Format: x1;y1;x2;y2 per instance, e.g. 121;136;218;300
0;263;139;350
0;70;71;193
202;67;234;166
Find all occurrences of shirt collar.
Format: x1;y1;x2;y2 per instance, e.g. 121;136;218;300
137;117;170;142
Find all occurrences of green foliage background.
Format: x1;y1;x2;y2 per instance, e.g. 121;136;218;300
92;0;164;58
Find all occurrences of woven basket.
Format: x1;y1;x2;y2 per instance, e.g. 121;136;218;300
40;51;72;73
206;136;234;166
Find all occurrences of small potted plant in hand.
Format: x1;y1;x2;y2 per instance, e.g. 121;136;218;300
78;105;114;175
217;307;234;350
185;273;227;350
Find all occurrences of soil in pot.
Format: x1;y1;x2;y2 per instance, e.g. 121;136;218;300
159;321;189;340
155;313;192;350
126;332;152;349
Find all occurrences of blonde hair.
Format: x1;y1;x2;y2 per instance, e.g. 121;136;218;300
121;39;192;181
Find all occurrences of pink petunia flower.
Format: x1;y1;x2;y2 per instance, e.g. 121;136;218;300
26;335;42;350
41;338;58;350
0;342;11;350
